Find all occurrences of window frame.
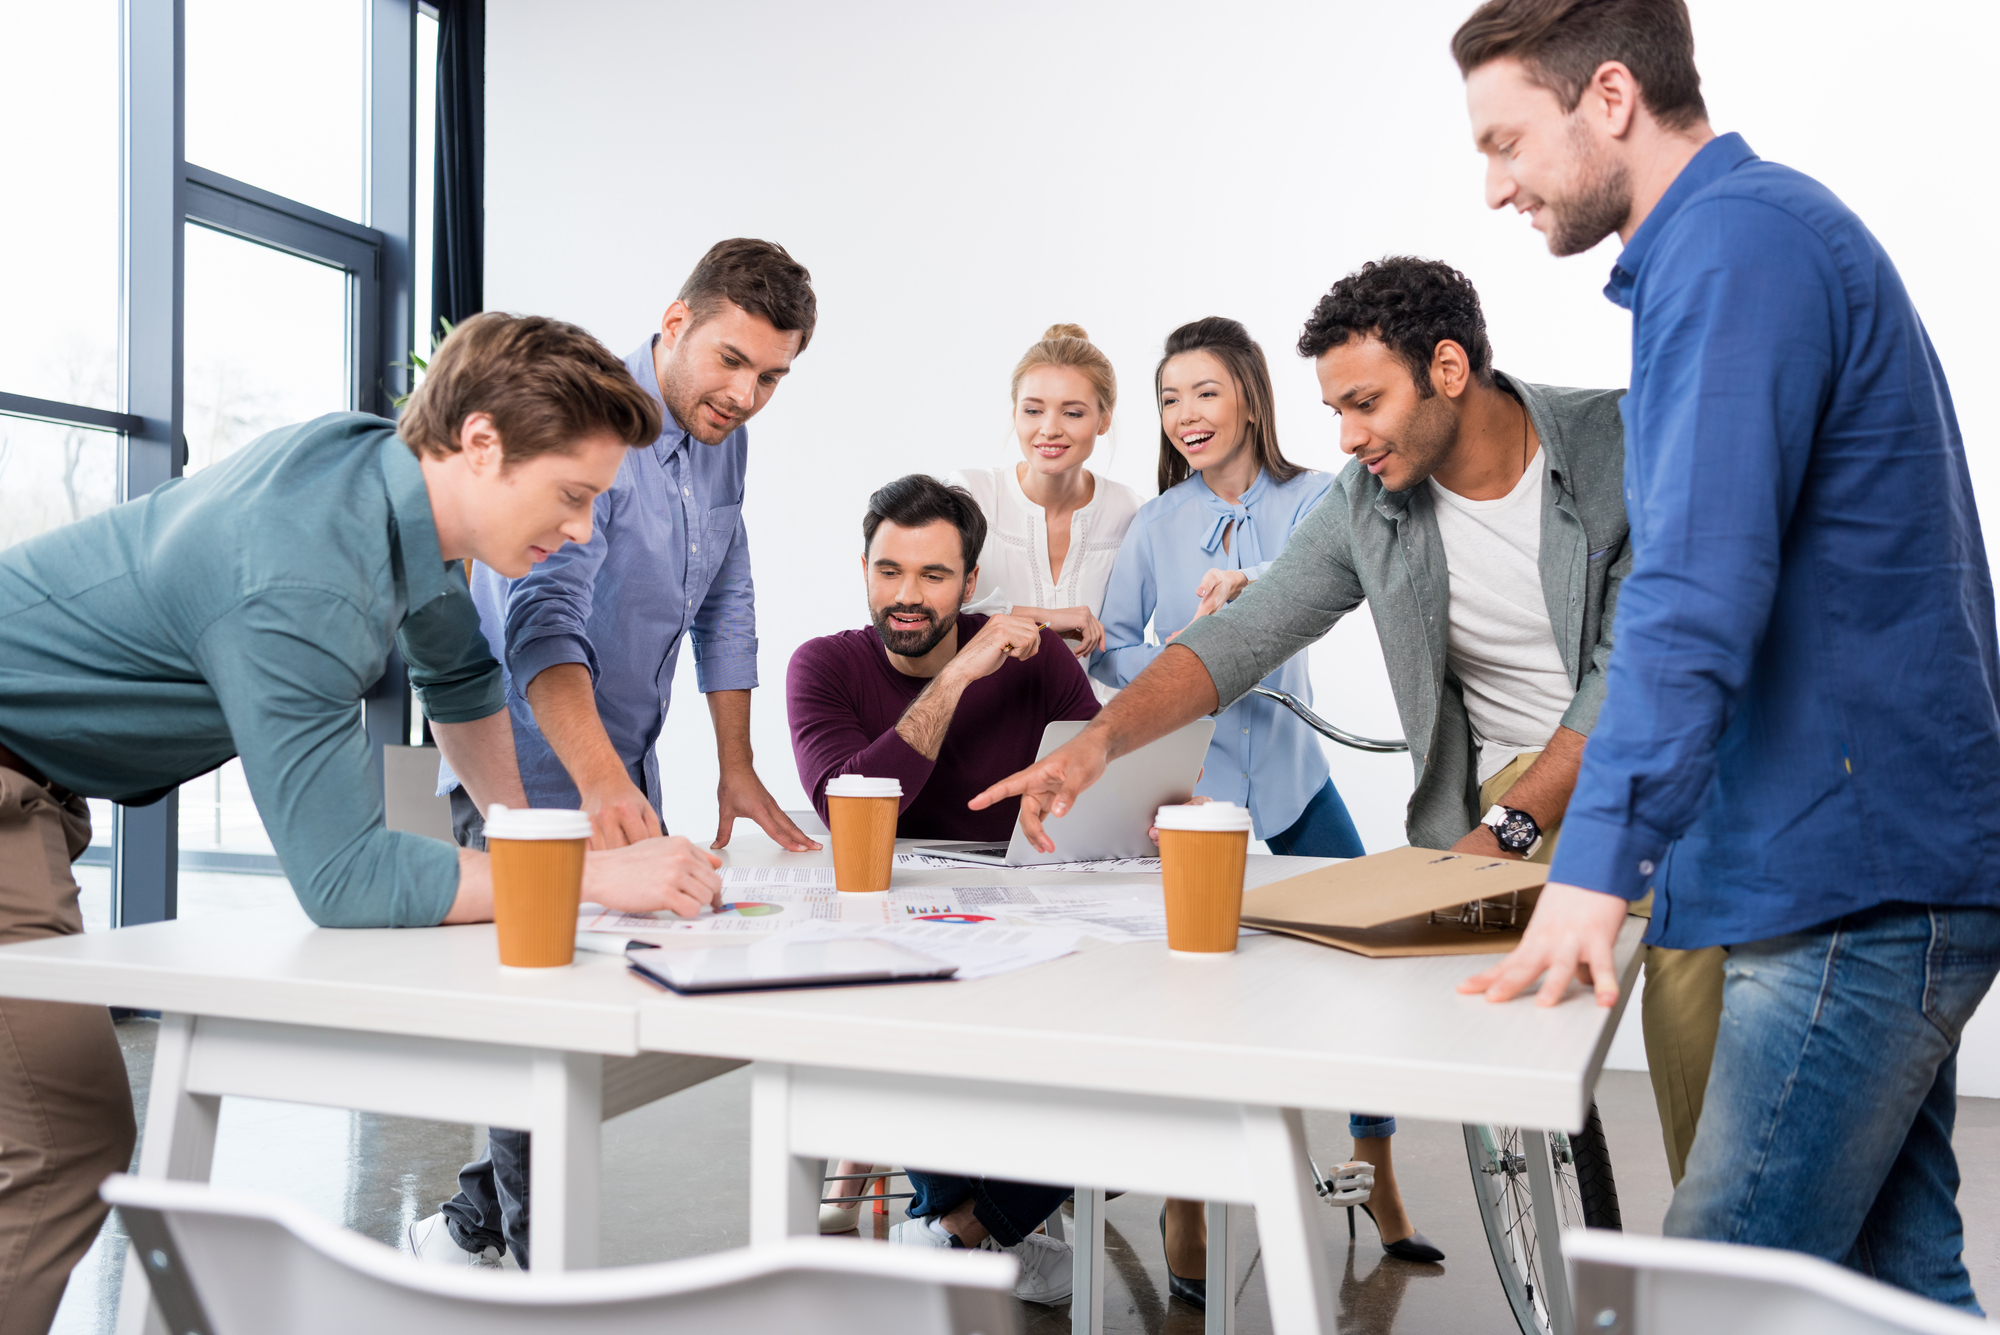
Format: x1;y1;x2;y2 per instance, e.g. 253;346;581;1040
0;0;422;925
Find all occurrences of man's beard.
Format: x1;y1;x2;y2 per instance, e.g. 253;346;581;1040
872;603;957;658
1379;391;1459;493
1544;118;1634;258
658;361;738;445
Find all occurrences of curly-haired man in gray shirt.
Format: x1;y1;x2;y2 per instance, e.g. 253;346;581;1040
979;257;1723;1195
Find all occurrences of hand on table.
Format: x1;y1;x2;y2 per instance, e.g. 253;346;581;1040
969;731;1111;853
1458;881;1630;1007
580;777;662;850
714;764;821;852
584;835;723;918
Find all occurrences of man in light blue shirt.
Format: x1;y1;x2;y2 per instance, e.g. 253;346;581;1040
420;240;819;1270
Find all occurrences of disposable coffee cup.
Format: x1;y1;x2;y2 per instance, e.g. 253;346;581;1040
825;775;901;893
485;805;591;968
1156;802;1254;955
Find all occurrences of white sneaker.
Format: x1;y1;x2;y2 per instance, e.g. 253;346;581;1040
408;1212;504;1268
996;1230;1074;1305
887;1215;958;1249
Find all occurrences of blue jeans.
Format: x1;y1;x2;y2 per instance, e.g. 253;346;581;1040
1664;902;2000;1311
1264;778;1381;1138
1264;778;1364;860
904;1171;1072;1248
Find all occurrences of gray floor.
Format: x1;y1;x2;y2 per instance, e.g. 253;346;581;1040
52;1013;2000;1333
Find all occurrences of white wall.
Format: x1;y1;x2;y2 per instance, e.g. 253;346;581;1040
486;1;2000;1084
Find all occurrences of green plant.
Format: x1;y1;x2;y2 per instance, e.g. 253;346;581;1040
390;317;455;409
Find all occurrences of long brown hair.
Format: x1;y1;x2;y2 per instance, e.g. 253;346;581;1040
1154;317;1305;495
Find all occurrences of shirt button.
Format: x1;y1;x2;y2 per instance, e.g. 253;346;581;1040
691;544;699;553
1242;727;1250;734
1639;859;1656;875
683;487;690;496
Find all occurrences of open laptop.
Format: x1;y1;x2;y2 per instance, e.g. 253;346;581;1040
916;718;1215;867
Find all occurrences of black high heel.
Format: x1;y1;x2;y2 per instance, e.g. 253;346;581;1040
1158;1205;1206;1309
1346;1201;1445;1263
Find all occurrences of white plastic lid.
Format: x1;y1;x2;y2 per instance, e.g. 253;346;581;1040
1154;802;1253;833
484;804;592;840
825;775;902;798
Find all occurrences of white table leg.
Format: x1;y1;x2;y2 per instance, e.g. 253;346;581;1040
1205;1200;1236;1335
749;1063;818;1244
1243;1106;1334;1335
118;1014;220;1335
1069;1188;1105;1335
526;1048;602;1271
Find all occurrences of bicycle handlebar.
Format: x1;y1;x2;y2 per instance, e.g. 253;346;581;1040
1249;686;1409;754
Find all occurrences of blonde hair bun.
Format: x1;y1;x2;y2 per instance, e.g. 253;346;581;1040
1042;322;1090;342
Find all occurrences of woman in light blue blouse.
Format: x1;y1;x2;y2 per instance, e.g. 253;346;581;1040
1094;318;1438;1303
1092;316;1364;856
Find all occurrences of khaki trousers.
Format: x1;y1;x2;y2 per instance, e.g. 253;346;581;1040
1482;754;1724;1187
0;769;136;1335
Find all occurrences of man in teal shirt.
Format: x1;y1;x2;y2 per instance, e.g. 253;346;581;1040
0;313;724;1333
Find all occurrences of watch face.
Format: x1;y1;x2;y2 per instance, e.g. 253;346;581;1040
1495;809;1538;853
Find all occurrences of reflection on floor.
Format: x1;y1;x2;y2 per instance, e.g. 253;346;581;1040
53;1015;2000;1334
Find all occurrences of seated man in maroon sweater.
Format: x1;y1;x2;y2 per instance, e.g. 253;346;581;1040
784;473;1092;1302
788;472;1099;842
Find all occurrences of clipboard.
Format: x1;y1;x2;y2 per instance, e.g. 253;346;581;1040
1241;845;1549;958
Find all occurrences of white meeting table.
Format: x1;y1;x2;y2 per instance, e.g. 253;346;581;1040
0;841;1639;1335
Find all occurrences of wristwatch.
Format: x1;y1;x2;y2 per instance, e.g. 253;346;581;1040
1481;804;1542;858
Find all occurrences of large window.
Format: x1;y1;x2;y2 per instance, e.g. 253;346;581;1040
0;5;121;414
185;0;369;224
2;2;420;925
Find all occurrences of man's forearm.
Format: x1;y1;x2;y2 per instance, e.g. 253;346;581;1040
895;667;974;760
1497;725;1588;830
1086;643;1220;761
525;662;629;792
432;711;528;815
707;688;755;771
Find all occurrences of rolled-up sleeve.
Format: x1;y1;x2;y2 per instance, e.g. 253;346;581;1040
1550;200;1833;901
692;508;759;692
502;489;614;692
197;591;460;927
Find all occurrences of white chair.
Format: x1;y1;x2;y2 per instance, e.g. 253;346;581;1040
103;1174;1019;1335
1564;1227;1991;1335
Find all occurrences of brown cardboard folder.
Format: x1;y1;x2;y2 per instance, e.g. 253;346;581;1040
1241;845;1549;958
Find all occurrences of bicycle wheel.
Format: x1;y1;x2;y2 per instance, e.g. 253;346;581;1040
1464;1102;1620;1335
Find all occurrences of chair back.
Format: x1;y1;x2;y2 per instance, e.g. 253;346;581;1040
1565;1227;1988;1335
103;1174;1018;1335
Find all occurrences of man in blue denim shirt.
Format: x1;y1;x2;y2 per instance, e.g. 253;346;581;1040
419;241;821;1269
1455;0;2000;1308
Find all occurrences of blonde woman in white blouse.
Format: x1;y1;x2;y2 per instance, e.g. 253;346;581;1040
948;324;1139;696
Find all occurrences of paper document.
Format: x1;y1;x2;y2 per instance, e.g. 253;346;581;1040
771;920;1080;981
896;852;1162;873
721;865;835;887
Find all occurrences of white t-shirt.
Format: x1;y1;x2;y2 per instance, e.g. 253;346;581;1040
1428;462;1575;782
948;464;1141;702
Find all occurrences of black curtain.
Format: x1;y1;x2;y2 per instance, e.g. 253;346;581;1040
431;0;484;341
